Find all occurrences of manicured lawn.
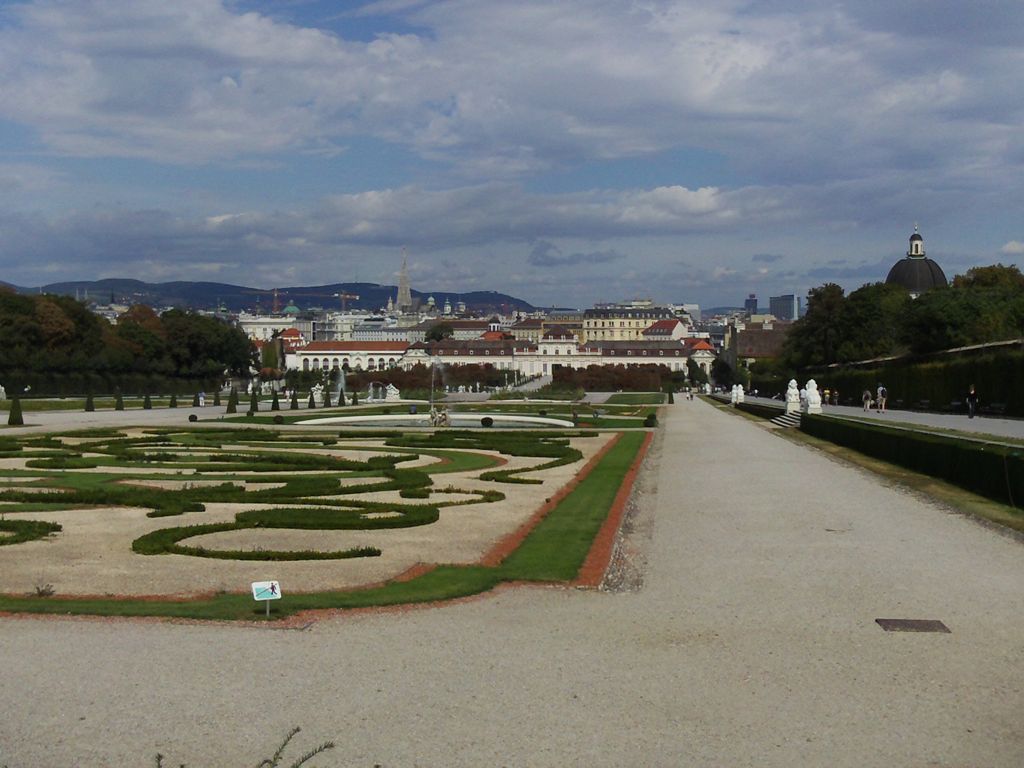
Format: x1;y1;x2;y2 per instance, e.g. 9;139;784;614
604;392;666;405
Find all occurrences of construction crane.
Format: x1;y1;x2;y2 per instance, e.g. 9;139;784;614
240;288;285;313
335;291;360;311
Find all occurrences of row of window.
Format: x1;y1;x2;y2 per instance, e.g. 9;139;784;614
301;357;399;371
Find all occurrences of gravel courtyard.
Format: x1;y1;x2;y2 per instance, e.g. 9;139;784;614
1;399;1022;767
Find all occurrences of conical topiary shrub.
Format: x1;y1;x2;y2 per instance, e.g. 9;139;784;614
169;393;178;408
290;391;299;410
323;387;332;408
271;391;280;411
213;390;221;407
226;387;237;414
337;389;346;407
84;393;95;412
351;390;359;406
7;396;24;426
115;392;125;411
143;394;152;410
249;389;259;413
192;393;200;407
307;392;316;409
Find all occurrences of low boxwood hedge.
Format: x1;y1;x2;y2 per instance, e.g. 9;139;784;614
801;414;1024;506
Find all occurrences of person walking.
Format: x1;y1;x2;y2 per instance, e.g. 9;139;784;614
876;383;887;413
966;384;978;418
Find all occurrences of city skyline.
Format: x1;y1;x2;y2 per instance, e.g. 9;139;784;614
1;0;1023;308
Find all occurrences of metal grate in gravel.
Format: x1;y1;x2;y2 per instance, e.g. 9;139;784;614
875;618;951;633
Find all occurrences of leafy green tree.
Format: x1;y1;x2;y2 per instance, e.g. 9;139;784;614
781;283;846;368
952;264;1024;290
711;357;736;387
425;322;455;342
835;282;910;362
686;358;709;386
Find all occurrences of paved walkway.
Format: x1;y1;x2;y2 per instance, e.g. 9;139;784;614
745;394;1024;441
1;400;1022;766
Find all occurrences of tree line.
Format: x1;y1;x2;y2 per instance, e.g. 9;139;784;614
774;264;1024;372
0;289;254;395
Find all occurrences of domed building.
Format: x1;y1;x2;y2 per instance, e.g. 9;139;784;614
885;227;948;298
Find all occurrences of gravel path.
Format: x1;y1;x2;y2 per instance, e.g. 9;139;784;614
1;399;1023;767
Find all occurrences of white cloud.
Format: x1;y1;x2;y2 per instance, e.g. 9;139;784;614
0;0;1020;189
1001;241;1024;255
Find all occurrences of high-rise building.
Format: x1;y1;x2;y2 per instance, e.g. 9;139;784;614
743;294;758;315
769;294;800;321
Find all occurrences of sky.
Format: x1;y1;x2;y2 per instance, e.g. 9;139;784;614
1;0;1023;309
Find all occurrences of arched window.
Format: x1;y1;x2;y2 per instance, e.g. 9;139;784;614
302;358;309;371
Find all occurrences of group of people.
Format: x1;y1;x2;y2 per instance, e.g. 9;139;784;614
862;384;888;413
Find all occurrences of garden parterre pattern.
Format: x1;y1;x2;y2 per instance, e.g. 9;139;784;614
0;427;610;598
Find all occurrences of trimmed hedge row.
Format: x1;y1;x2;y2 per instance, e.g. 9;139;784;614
801;414;1024;506
0;519;62;545
736;401;786;419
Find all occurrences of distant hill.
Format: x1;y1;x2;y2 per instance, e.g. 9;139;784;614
12;279;536;314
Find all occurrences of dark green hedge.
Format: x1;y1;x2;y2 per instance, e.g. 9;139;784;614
801;414;1024;506
736;401;784;420
766;347;1024;414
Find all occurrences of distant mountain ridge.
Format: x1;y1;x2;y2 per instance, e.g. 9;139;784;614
4;278;537;314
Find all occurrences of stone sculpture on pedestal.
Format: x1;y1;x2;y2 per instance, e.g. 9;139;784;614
785;379;800;415
804;379;823;414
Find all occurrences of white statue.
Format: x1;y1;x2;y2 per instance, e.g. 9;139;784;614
736;384;745;404
311;382;324;405
385;383;401;402
730;384;738;405
785;379;800;414
0;384;6;401
804;379;823;414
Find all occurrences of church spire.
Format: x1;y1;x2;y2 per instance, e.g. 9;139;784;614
397;248;413;311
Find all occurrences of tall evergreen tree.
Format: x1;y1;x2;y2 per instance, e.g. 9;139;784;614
143;393;152;410
249;389;259;413
84;393;95;412
307;392;316;409
226;387;238;414
7;396;23;426
169;393;178;408
115;391;125;411
323;387;332;408
290;391;299;410
271;391;280;411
